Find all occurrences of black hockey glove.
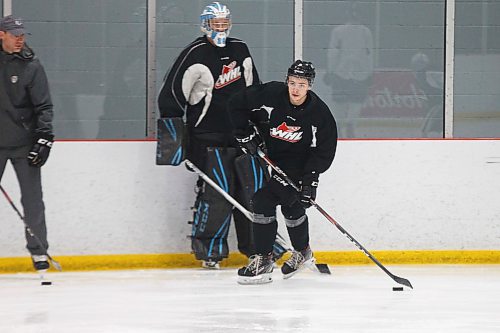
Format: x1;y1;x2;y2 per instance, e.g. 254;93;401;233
235;127;263;156
299;172;319;208
27;134;54;167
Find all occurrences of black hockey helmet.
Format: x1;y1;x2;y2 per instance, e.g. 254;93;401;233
287;60;316;85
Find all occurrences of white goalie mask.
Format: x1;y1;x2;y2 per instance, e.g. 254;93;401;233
200;2;231;47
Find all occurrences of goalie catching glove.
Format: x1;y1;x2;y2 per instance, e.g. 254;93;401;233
235;127;264;156
299;172;319;208
27;134;54;167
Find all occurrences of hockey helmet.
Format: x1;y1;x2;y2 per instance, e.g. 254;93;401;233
287;60;316;86
200;2;231;47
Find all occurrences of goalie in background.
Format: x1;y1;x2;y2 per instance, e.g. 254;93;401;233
157;2;287;269
228;60;338;284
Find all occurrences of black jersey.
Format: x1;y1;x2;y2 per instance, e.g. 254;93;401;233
228;81;338;176
158;36;260;134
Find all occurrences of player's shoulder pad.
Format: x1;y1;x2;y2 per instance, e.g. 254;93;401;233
309;91;334;118
183;37;209;52
227;37;250;49
227;37;245;44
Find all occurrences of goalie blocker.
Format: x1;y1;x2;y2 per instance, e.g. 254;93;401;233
156;117;186;166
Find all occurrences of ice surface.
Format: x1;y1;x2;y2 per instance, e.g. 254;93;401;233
1;265;499;332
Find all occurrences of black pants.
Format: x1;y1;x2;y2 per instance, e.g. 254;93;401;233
0;145;48;255
252;170;309;255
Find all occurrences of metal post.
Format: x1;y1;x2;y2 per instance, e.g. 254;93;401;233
444;0;455;138
146;0;157;138
3;0;13;15
294;0;303;61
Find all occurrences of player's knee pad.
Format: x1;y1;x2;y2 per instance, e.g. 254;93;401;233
253;213;276;225
156;117;186;166
284;214;307;228
282;203;307;227
190;147;237;261
252;187;279;217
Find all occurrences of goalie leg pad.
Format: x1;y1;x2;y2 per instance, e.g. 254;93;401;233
190;147;237;261
156;117;186;166
234;154;269;209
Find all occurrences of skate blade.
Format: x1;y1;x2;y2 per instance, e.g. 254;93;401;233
283;257;316;280
37;269;48;279
237;273;273;285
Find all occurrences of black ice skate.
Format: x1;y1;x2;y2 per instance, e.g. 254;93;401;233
31;254;50;272
281;246;316;279
237;254;274;285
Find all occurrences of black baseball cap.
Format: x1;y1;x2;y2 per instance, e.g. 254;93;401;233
0;15;28;36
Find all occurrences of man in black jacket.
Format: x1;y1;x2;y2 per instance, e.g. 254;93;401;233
228;60;338;284
0;15;54;272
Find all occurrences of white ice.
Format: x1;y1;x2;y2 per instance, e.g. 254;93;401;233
1;265;499;332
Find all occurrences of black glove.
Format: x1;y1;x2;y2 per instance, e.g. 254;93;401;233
235;127;263;156
300;172;319;208
27;134;54;167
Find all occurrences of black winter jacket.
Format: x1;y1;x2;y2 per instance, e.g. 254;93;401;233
0;42;53;148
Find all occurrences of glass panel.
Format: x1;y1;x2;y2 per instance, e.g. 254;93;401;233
454;0;500;138
13;0;148;139
155;0;294;104
304;0;445;138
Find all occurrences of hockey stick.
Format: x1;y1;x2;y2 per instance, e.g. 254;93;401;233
185;160;330;274
185;160;253;221
256;150;413;289
0;184;62;271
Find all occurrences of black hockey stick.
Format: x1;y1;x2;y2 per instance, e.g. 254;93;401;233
256;150;413;289
0;184;62;271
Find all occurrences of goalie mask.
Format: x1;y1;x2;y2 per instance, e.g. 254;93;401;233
200;2;231;47
286;60;316;87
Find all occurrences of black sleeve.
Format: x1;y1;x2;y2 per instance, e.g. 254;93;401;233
303;102;338;176
29;61;54;138
250;53;260;85
157;46;194;118
227;83;270;132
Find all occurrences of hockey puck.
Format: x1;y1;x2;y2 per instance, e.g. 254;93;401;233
41;281;52;286
392;287;403;291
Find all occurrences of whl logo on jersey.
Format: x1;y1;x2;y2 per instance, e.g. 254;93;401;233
270;122;303;143
215;61;241;89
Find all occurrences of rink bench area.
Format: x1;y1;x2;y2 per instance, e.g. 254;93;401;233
1;250;500;273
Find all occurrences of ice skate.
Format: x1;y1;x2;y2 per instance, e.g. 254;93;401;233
237;254;274;285
32;254;50;275
202;259;220;270
281;246;316;279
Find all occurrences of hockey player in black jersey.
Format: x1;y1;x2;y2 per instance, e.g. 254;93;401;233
228;60;338;284
157;2;287;269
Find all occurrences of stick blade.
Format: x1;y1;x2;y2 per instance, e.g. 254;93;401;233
315;263;331;274
50;259;63;271
393;275;413;289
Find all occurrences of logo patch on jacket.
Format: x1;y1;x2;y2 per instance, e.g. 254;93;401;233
215;61;241;89
10;76;18;84
270;122;303;143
